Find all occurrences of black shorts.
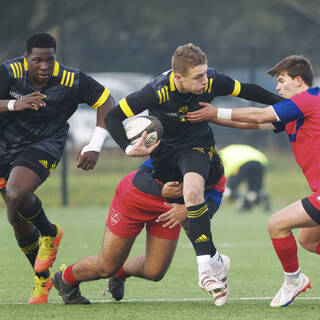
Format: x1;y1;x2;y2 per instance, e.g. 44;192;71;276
0;147;59;186
151;144;215;183
301;197;320;225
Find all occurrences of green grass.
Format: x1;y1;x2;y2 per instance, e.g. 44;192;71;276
0;204;319;320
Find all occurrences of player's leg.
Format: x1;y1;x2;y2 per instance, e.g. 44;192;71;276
298;226;320;253
53;226;135;304
108;218;180;301
6;148;63;273
179;149;230;305
1;161;55;304
268;199;317;307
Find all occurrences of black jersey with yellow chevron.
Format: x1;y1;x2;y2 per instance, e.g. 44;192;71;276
118;68;241;150
0;56;110;164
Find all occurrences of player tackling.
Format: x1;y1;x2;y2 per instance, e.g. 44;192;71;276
187;54;319;307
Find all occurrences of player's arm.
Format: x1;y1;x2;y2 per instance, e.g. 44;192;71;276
105;84;159;157
0;65;46;112
76;72;115;170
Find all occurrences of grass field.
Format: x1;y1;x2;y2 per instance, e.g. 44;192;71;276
0;204;319;320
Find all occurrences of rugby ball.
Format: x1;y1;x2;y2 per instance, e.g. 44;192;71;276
125;115;163;147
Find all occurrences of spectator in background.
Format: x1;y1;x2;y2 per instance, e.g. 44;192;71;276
219;144;270;212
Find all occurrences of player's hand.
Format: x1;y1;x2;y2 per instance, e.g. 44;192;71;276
156;203;188;229
14;92;46;111
77;149;99;170
187;102;217;123
126;131;160;157
161;181;183;198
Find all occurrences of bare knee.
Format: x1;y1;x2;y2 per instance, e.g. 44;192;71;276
145;270;166;282
95;264;117;279
184;185;203;206
5;187;23;209
267;216;289;238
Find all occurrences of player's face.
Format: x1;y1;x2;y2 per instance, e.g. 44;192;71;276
177;64;208;94
275;72;301;99
26;48;56;89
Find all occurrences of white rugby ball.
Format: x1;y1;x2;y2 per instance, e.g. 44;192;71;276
125;115;163;147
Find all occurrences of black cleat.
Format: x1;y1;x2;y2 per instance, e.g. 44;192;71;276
52;271;91;304
108;277;125;301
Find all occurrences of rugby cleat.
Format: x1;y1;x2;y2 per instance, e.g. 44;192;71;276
199;272;225;294
34;224;63;273
212;254;231;306
270;273;311;307
52;271;91;305
28;271;53;304
108;277;126;301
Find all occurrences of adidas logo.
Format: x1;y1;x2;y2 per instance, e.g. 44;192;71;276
38;160;48;168
195;234;209;243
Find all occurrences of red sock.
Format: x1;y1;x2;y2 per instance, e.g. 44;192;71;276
316;242;320;254
63;265;79;285
115;267;130;279
272;233;299;273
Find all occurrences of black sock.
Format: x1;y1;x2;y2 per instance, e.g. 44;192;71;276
187;201;216;257
18;196;56;237
16;228;50;278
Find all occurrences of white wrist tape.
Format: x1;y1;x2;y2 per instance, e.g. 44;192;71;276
125;144;133;155
81;126;107;155
217;108;232;120
7;100;16;111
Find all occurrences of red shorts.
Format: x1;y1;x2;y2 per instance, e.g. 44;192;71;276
106;172;181;240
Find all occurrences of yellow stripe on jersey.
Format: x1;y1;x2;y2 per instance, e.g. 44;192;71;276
53;61;59;76
157;90;163;104
165;86;169;100
65;71;71;87
208;78;213;93
169;72;175;91
10;64;17;78
61;70;67;85
231;79;241;96
23;57;28;71
119;97;134;117
91;88;111;109
161;88;166;102
69;72;75;87
18;62;23;77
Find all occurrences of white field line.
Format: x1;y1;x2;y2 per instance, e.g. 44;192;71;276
1;296;320;305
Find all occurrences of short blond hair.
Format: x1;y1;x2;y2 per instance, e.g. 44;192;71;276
171;43;207;75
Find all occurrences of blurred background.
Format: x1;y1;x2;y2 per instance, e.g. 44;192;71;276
0;0;318;207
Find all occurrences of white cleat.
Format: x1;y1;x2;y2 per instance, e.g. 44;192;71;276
270;273;311;307
199;272;225;294
213;254;231;306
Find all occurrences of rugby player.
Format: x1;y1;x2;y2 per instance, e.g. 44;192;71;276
52;150;229;306
0;33;114;303
105;43;282;297
187;54;318;307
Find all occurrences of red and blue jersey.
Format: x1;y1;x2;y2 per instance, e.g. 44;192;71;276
272;87;320;192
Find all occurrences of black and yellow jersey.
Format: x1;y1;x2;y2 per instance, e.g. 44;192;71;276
116;68;242;150
0;56;110;163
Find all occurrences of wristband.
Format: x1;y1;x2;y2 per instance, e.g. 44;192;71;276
80;126;107;155
217;108;232;120
125;144;133;155
7;100;16;112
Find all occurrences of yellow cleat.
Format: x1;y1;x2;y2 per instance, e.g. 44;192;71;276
34;224;63;273
28;271;53;304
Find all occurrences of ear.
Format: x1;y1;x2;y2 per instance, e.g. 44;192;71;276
174;73;182;81
295;76;304;87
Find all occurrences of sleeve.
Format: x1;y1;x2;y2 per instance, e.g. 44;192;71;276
77;72;110;108
118;83;157;117
105;84;157;151
132;162;163;197
0;64;10;99
213;72;283;105
272;99;304;122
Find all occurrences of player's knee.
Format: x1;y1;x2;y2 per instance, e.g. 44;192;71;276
267;216;281;237
5;187;24;209
96;264;115;279
184;186;203;205
146;270;165;282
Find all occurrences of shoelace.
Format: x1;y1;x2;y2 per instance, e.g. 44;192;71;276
31;276;47;297
38;237;54;259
